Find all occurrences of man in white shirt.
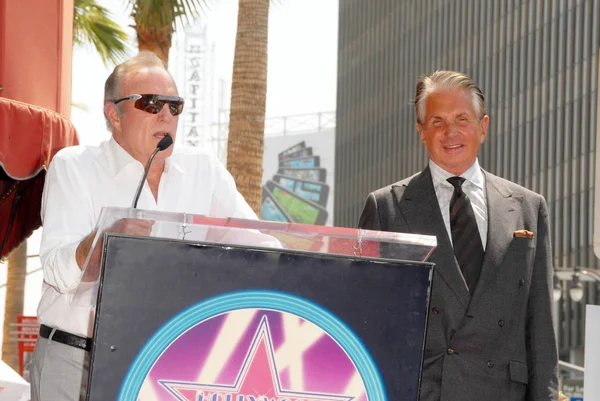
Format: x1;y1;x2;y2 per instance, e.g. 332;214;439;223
358;71;558;400
30;51;257;401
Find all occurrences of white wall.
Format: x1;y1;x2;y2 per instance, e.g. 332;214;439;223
585;305;600;399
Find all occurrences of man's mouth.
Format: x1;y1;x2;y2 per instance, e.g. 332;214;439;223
153;132;170;139
444;144;463;150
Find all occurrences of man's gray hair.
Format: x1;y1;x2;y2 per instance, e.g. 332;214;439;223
103;51;172;131
414;70;486;125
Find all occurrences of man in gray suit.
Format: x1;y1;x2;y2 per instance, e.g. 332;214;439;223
358;70;558;401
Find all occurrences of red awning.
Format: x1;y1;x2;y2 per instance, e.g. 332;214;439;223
0;97;80;258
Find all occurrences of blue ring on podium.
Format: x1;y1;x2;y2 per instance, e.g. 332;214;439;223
117;290;386;400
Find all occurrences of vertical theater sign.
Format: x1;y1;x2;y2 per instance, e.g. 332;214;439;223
182;25;213;150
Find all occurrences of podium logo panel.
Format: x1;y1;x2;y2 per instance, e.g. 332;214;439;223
118;291;385;401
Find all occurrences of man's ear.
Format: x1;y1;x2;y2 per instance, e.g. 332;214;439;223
480;115;489;143
104;102;121;132
416;123;426;145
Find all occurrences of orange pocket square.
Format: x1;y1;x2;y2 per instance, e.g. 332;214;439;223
514;229;534;238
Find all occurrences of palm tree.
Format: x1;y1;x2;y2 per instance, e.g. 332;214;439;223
226;0;270;213
1;0;129;372
126;0;208;66
1;242;26;371
74;0;130;65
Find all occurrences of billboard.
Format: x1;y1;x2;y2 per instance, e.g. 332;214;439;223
261;128;335;225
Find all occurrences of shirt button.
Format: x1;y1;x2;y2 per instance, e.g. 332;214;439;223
487;360;494;368
519;278;525;287
431;307;440;315
447;348;455;355
498;319;505;327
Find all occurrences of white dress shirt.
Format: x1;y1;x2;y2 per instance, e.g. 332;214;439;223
428;159;488;250
38;138;257;337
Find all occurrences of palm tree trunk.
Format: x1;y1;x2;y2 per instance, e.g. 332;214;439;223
2;241;27;371
226;0;270;215
133;16;173;66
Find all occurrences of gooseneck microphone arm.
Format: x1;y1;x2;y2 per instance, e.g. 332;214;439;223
132;135;174;209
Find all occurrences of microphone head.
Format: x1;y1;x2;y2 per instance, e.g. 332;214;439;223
157;135;174;151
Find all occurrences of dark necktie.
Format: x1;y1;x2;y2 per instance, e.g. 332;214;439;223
447;176;484;293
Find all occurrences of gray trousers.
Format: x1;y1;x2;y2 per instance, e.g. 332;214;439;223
30;328;90;401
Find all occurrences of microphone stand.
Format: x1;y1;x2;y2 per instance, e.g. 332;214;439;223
132;135;173;208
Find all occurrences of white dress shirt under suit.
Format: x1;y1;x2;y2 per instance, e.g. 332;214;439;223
38;138;257;338
428;158;488;250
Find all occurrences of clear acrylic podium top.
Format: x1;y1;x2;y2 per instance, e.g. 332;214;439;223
71;206;437;307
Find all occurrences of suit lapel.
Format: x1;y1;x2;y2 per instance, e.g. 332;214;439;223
394;167;471;307
471;171;522;300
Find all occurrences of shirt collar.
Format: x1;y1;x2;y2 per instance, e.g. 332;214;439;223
429;158;485;190
105;137;185;177
165;156;185;175
105;137;141;178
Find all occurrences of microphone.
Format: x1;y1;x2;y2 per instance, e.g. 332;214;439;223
132;135;174;208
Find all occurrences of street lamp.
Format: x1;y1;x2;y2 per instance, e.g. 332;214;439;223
568;272;584;303
553;274;563;302
555;267;600;302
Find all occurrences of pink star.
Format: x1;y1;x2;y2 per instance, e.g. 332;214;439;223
160;316;354;401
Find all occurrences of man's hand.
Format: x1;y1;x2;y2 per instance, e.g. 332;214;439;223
78;218;154;282
105;218;154;236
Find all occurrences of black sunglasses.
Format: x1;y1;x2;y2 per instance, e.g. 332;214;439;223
110;94;185;116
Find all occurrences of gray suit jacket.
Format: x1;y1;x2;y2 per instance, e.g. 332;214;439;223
358;167;558;401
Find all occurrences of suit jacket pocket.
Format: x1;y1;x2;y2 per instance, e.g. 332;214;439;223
513;236;536;249
511;238;536;270
509;360;528;400
509;360;528;384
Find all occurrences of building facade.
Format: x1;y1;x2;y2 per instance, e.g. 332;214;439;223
335;0;599;368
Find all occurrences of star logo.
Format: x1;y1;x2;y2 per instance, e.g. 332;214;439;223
159;316;355;401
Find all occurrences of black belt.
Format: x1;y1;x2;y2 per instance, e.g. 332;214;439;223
39;324;92;352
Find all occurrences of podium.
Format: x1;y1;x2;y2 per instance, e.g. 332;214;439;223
73;207;436;401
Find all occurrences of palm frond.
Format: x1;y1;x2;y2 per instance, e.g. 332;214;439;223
71;101;90;112
74;0;130;66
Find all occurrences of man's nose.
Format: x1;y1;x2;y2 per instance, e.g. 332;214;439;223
445;121;458;135
157;104;173;121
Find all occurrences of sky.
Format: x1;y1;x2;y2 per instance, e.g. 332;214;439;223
70;0;339;146
0;0;339;359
